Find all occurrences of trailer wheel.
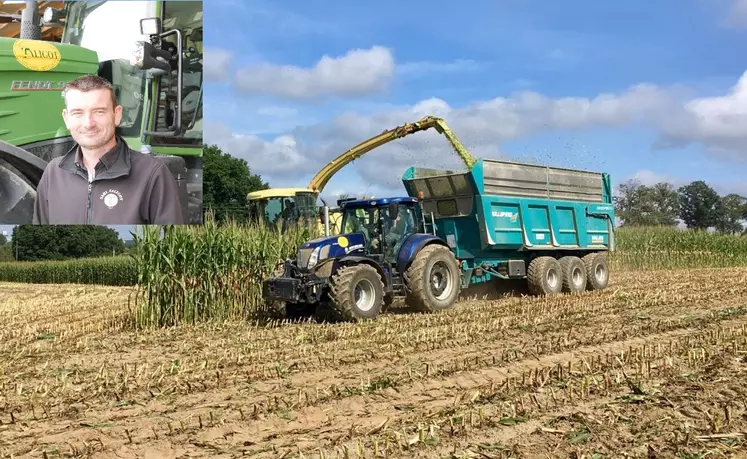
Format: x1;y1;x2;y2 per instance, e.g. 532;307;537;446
527;256;563;296
404;245;461;313
559;256;587;293
328;264;385;321
582;252;609;291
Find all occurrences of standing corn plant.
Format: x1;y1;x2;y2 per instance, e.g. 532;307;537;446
130;211;316;328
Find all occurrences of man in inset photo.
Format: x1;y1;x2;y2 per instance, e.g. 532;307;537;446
32;74;185;225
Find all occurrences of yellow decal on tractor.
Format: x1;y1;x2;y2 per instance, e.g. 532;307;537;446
337;236;348;248
13;40;61;71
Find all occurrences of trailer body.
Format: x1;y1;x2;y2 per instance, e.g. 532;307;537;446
402;158;615;288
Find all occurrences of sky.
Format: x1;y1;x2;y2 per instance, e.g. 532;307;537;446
203;0;747;206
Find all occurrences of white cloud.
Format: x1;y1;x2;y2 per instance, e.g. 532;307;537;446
233;46;395;99
208;71;747;197
654;71;747;159
204;47;233;82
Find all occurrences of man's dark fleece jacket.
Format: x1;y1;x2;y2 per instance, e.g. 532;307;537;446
32;137;185;225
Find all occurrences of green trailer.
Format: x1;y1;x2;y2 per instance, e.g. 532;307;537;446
0;0;203;224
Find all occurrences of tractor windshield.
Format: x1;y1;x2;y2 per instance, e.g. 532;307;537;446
340;202;421;255
61;1;152;140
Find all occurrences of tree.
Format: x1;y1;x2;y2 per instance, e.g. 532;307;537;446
715;193;747;235
678;181;723;230
10;225;125;261
613;179;680;226
202;144;269;223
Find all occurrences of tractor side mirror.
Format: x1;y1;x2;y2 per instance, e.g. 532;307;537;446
131;40;172;74
140;17;161;36
388;202;399;220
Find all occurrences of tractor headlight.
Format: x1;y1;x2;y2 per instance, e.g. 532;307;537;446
307;246;321;270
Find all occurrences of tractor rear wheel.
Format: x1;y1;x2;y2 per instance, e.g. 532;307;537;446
559;256;587;293
404;245;461;313
527;256;563;296
328;264;385;321
582;252;609;291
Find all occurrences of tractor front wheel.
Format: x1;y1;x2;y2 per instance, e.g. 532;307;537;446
404;245;461;313
328;264;385;321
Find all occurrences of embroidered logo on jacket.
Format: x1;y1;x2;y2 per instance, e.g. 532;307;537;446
100;189;123;209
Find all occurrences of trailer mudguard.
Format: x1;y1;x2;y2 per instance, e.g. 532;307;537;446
396;233;450;274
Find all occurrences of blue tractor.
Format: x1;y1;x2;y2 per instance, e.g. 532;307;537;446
263;196;462;321
263;158;615;322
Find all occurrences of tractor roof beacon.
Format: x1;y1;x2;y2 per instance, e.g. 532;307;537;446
262;146;616;323
0;1;203;224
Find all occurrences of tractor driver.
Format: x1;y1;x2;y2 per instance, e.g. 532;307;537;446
384;205;413;257
32;74;184;225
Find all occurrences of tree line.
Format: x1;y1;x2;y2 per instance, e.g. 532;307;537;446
614;179;747;234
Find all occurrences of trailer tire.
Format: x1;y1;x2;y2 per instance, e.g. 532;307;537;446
328;264;385;321
559;256;587;293
582;252;609;291
527;256;563;296
404;245;461;313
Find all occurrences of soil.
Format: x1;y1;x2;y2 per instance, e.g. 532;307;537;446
1;268;746;458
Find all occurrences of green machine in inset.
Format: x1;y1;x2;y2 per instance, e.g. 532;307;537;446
0;1;203;224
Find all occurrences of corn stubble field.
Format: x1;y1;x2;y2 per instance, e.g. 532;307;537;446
1;226;747;458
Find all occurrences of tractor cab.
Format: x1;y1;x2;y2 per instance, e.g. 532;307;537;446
338;197;423;261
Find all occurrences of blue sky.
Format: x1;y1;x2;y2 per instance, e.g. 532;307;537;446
204;0;747;205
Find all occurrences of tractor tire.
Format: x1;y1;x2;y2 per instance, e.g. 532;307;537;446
328;264;385;321
559;256;587;293
527;256;563;296
582;252;609;291
403;245;461;313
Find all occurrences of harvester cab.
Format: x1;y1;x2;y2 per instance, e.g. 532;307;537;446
0;0;203;223
262;195;463;322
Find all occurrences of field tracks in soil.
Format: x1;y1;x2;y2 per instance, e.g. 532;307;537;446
1;267;747;458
